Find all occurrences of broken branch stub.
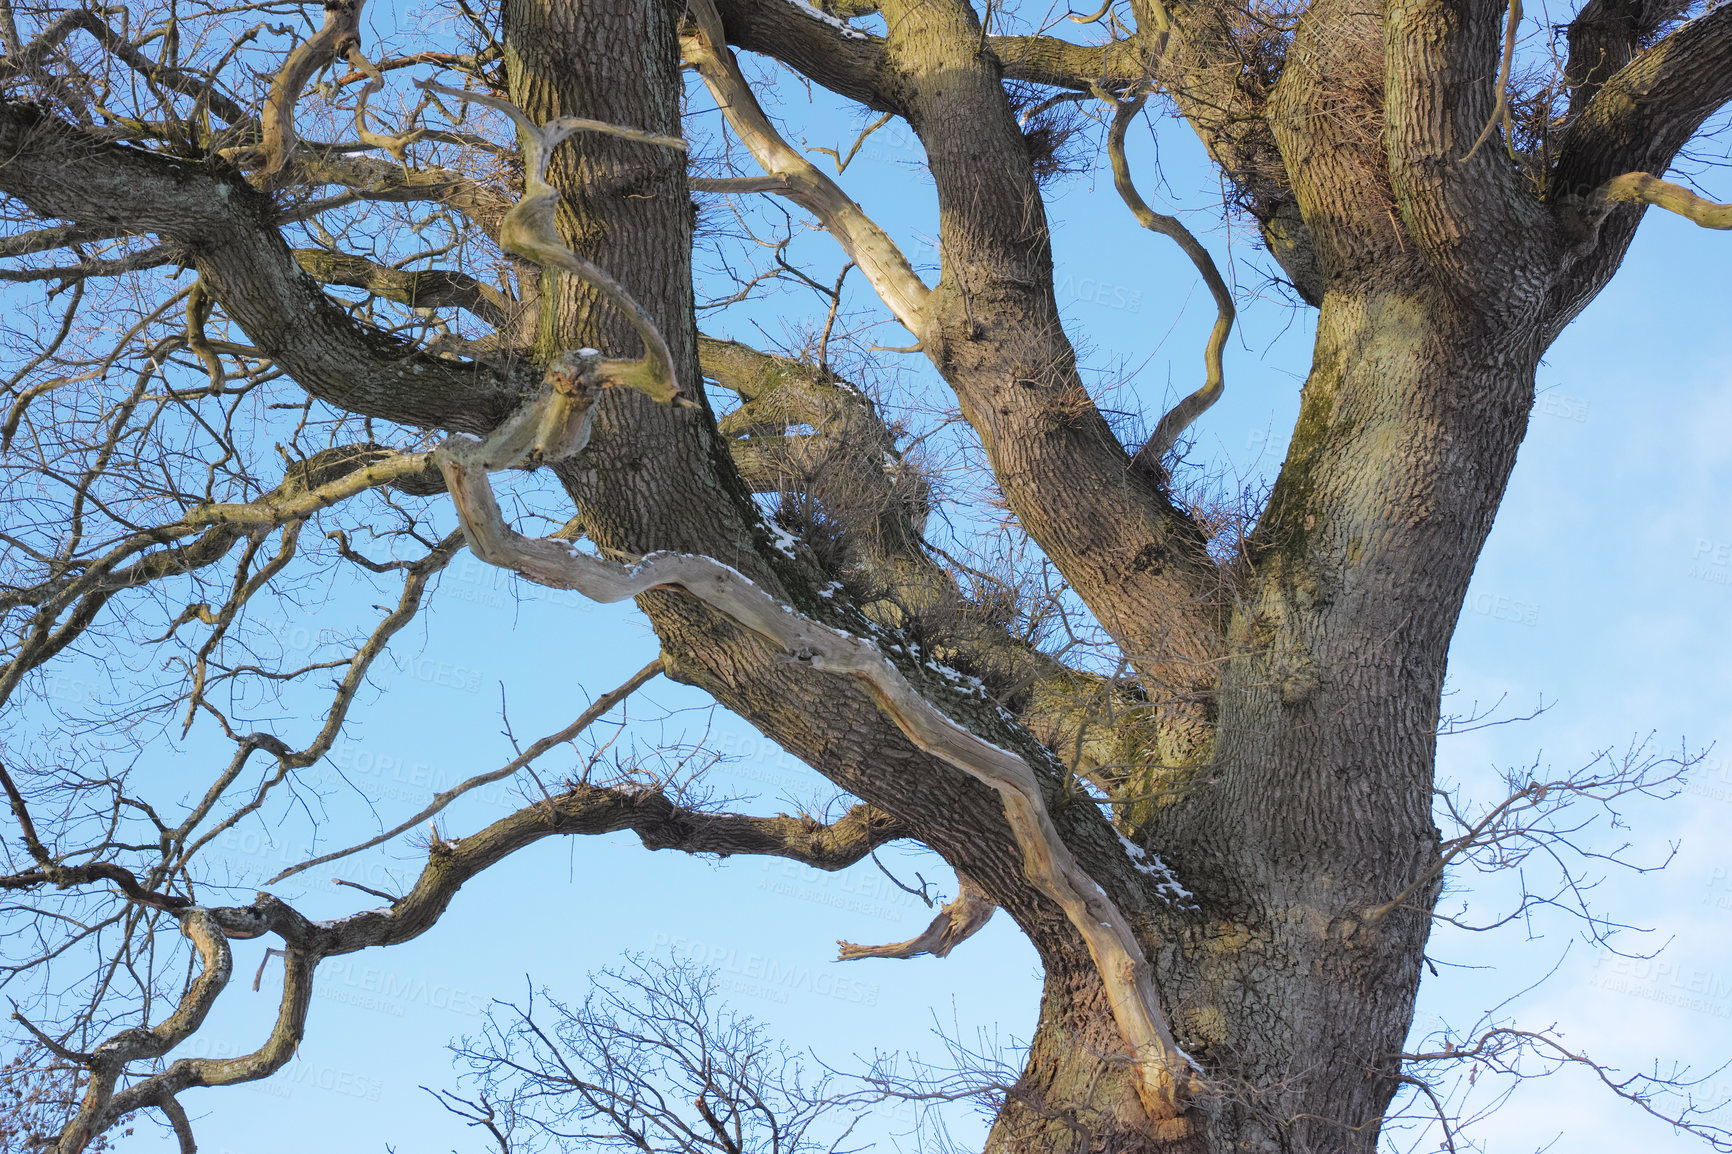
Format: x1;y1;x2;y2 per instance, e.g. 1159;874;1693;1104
1592;172;1732;229
837;876;996;960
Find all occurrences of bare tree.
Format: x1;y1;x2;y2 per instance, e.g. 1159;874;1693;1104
434;955;868;1154
0;0;1728;1147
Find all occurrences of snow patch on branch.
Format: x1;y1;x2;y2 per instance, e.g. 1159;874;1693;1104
781;0;874;39
1117;833;1196;906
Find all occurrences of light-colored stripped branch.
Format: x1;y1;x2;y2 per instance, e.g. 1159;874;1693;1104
415;80;692;406
681;0;931;335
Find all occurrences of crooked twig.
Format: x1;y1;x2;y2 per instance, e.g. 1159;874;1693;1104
267;655;664;883
1462;0;1521;161
1103;94;1235;475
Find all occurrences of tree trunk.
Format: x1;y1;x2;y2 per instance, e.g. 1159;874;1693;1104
988;963;1195;1154
978;287;1543;1153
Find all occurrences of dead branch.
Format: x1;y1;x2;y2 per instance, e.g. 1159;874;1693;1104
837;875;995;959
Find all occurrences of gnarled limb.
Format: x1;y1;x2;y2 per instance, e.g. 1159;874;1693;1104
432;416;1199;1123
49;908;233;1153
682;0;931;335
17;769;911;1152
838;875;995;959
244;0;366;181
1544;1;1732;323
292;249;514;328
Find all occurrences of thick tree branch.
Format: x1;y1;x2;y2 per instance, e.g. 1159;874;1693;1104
710;0;905;113
0;100;534;432
292;249;513;327
1562;0;1692;116
983;33;1148;92
1551;2;1732;200
1381;0;1553;291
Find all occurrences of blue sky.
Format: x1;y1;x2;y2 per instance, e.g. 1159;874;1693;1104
8;6;1730;1151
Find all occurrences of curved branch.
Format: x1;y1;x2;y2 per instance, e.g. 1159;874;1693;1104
247;0;367;181
1104;95;1234;475
415;81;689;404
51;909;233;1153
837;875;995;959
